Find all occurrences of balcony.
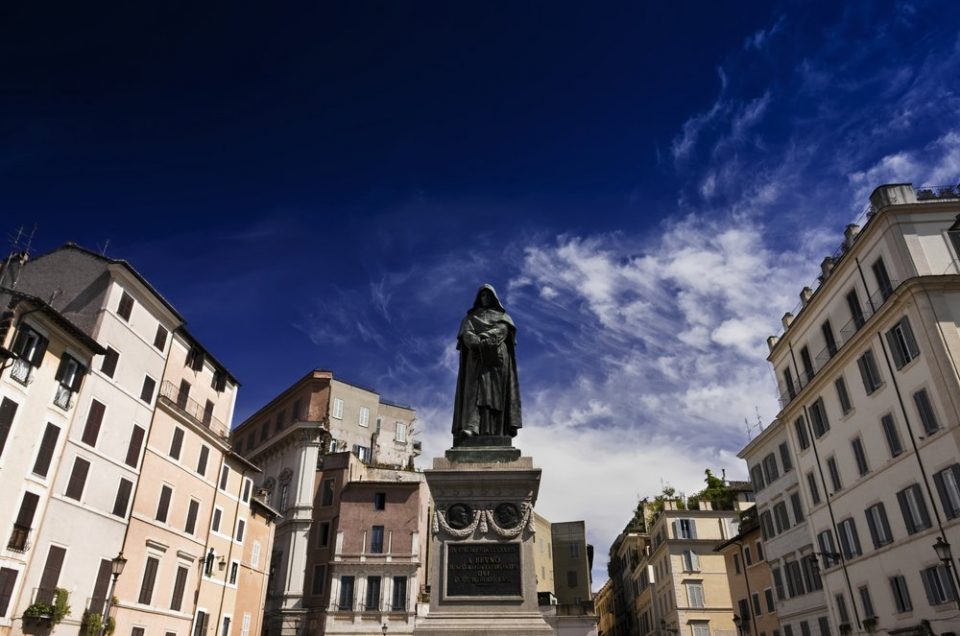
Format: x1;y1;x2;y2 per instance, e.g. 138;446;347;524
7;523;31;552
776;280;902;409
158;380;229;441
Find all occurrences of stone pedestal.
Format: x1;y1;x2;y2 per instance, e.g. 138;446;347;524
415;453;553;636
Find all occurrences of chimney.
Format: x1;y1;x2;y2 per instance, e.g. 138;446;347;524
844;224;861;248
799;287;814;306
767;335;779;351
820;257;835;278
781;312;794;330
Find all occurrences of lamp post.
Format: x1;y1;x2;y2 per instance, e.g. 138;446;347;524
99;552;127;636
933;536;960;610
381;624;388;635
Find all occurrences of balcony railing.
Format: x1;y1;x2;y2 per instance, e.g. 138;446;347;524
10;358;30;385
776;280;902;408
53;384;72;410
158;380;229;441
915;184;960;201
7;523;31;552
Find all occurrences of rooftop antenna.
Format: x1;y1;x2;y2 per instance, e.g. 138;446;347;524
97;239;110;256
2;224;36;288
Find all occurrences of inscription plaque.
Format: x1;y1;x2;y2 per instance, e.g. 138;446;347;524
446;542;521;597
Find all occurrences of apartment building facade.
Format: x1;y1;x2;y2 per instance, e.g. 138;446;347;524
739;419;828;635
765;183;960;634
716;508;781;636
0;282;104;635
232;370;421;635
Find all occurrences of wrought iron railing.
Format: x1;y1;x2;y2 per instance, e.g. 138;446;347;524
7;523;30;552
158;380;229;441
915;184;960;201
10;358;30;385
53;384;72;410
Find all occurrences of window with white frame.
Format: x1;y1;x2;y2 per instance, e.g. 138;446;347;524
837;518;862;559
934;464;960;519
682;550;699;571
857;350;883;394
913;389;940;435
890;574;912;612
897;484;931;534
886;317;919;369
689;620;710;636
920;564;957;605
358;406;369;427
685;581;705;608
865;502;892;548
332;398;344;420
395;422;407;443
675;518;696;539
229;560;239;585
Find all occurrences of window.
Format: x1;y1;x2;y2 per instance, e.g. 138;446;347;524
806;471;821;505
140;375;156;404
873;257;894;300
822;320;838;357
117;291;134;321
890;574;913;612
835;593;850;623
139;556;159;604
817;530;839;567
752;592;762;614
934;464;960;519
859;585;876;618
374;492;386;510
750;465;766;492
65;457;90;500
0;567;18;617
171;566;188;611
9;492;39;551
790;492;805;523
203;400;214;426
371;526;384;553
53;355;85;397
278;484;289;513
212;508;222;533
779;442;792;472
352;444;371;463
772;568;784;600
154;324;168;350
392;576;407;611
881;414;904;457
835;376;852;414
275;409;284;432
865;502;893;548
763;453;780;484
332;397;343;419
396;421;407;442
733;553;741;574
212;369;227;392
156;485;172;522
251;541;261;568
359;406;369;427
242;479;252;503
567;570;578;587
921;564;957;605
221;617;231;636
784;627;794;636
785;560;805;597
800;346;814;383
760;510;775;540
690;622;710;636
755;540;764;561
682;550;699;571
847;289;866;329
112;479;133;517
126;425;145;467
913;389;939;435
745;545;752;565
857;350;882;394
197;446;209;476
827;456;842;492
764;588;775;612
81;400;106;447
322;479;335;506
802;556;823;591
675;518;696;539
809;397;830;437
11;325;48;376
685;582;704;608
186;347;205;371
236;519;246;542
170;428;184;460
773;501;791;534
219;465;230;491
229;561;239;585
32;423;61;477
837;518;862;559
311;565;326;595
177;379;191;409
784;367;797;400
851;437;869;476
366;575;381;610
794;416;810;450
185;499;200;535
897;484;932;534
132;629;145;636
318;522;331;547
100;347;119;378
240;614;251;636
194;611;210;636
339;575;355;610
886;317;920;369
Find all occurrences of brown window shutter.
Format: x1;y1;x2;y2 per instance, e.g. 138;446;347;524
82;400;106;447
65;457;90;500
170;566;188;611
112;479;133;517
170;428;184;460
70;362;87;393
138;557;159;604
90;559;112;614
0;397;19;458
156;486;172;522
154;325;168;350
33;423;61;478
203;400;214;426
30;333;48;367
14;492;39;528
117;292;134;321
38;545;66;602
0;567;18;616
140;376;156;403
126;425;146;467
185;500;199;535
100;348;119;378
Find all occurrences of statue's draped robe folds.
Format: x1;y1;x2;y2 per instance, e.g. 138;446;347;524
452;284;522;443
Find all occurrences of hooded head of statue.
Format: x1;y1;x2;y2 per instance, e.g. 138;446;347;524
470;283;506;313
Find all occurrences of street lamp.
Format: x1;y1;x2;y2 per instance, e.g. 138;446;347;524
933;536;960;610
381;624;388;635
99;552;127;636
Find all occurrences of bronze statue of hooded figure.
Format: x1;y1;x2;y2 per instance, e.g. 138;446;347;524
452;284;522;445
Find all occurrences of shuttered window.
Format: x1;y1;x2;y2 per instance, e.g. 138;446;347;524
193;611;210;636
156;486;173;523
0;397;19;458
112;479;133;517
857;350;883;394
865;502;892;548
0;567;18;617
81;400;106;447
197;446;209;476
126;425;145;467
913;389;940;435
934;464;960;519
154;325;168;350
169;428;184;460
100;347;119;378
185;500;200;535
9;492;39;550
90;559;112;615
117;291;134;321
138;557;159;604
38;545;66;603
32;423;61;477
65;457;90;500
881;414;903;457
140;376;156;404
170;566;189;611
12;326;48;367
886;316;919;369
897;484;932;534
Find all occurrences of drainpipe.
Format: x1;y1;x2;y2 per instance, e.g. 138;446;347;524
214;463;251;635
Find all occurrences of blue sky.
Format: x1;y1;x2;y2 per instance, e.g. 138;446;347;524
3;1;960;587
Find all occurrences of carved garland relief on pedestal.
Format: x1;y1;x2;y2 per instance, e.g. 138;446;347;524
433;502;535;539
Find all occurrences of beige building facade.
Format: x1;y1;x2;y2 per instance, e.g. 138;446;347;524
716;508;780;636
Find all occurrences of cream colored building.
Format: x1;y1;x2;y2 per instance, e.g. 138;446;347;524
534;513;556;597
0;280;104;635
716;507;781;636
764;183;960;634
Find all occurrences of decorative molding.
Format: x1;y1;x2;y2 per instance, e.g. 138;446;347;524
433;502;534;540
